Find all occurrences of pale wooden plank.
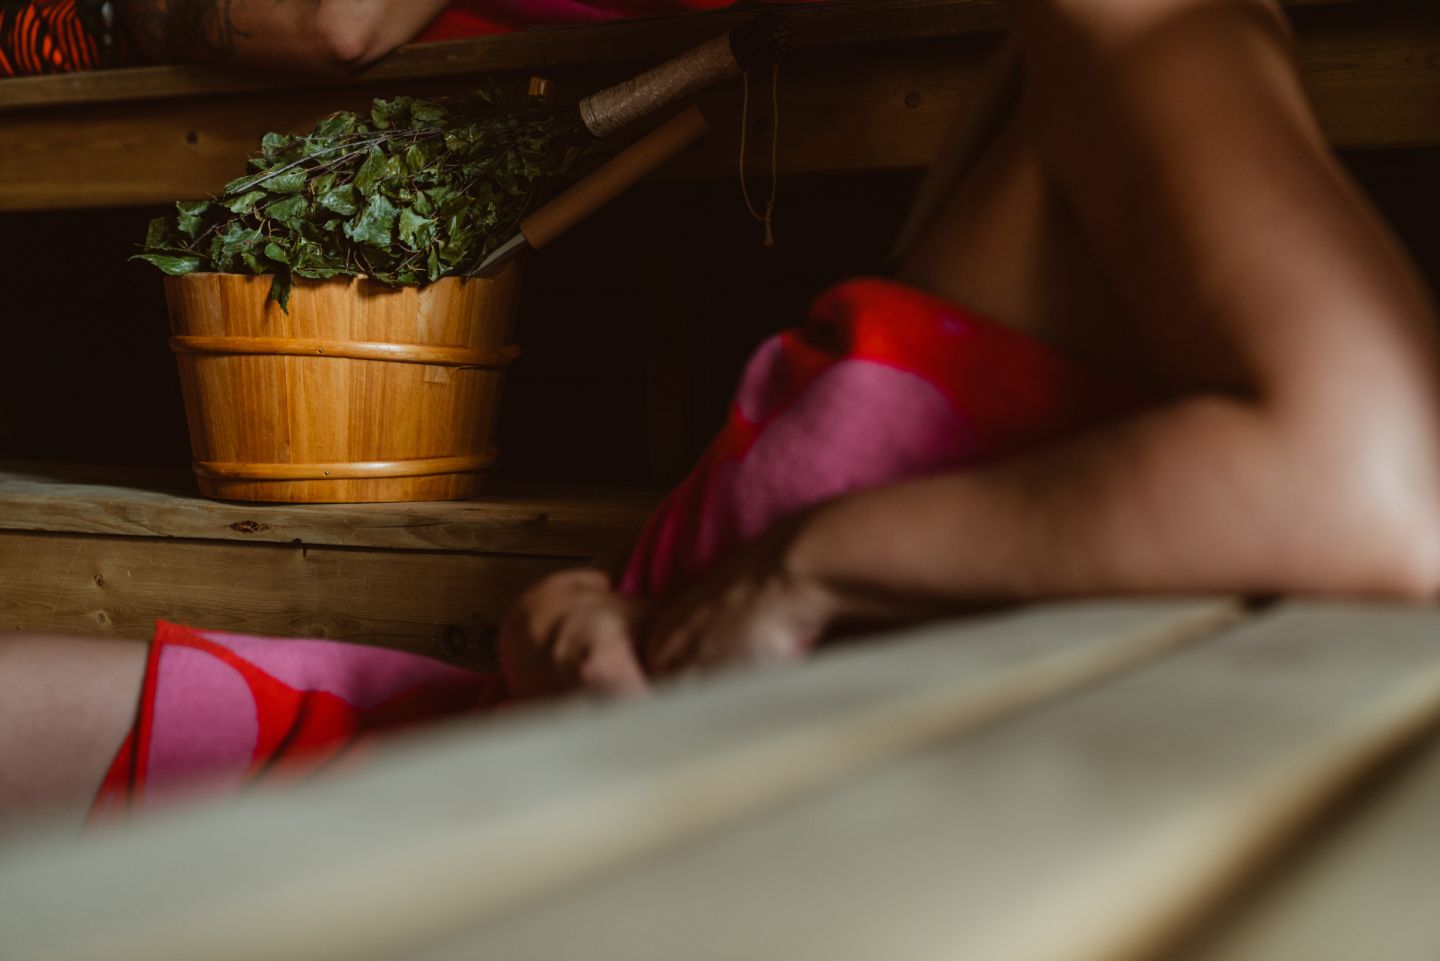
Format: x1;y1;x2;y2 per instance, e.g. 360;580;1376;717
421;603;1440;961
0;462;657;557
1170;729;1440;961
0;529;568;661
0;599;1239;961
0;1;1429;210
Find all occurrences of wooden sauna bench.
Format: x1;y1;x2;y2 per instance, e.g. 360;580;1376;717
5;598;1440;961
0;0;1436;211
0;462;659;664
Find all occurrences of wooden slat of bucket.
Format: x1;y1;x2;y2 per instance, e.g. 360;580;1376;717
1169;730;1440;961
0;600;1237;961
419;604;1440;961
165;268;521;504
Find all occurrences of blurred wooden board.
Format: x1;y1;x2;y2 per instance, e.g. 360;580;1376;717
0;599;1238;961
0;0;1433;209
1170;729;1440;961
417;603;1440;961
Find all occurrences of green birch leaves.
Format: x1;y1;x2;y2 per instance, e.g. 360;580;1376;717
136;89;589;310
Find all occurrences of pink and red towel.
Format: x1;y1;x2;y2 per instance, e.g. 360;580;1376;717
93;278;1113;818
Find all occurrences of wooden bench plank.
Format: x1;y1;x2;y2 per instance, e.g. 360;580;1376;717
0;600;1239;961
0;463;659;557
1171;730;1440;961
0;1;1429;209
422;604;1440;961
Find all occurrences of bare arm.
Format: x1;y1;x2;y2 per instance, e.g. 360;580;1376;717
834;0;1440;603
643;383;1440;676
794;392;1440;609
641;0;1440;675
116;0;452;73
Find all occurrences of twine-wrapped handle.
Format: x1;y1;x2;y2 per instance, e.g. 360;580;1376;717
579;11;792;138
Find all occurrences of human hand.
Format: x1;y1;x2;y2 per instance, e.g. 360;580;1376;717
642;519;837;678
498;569;651;699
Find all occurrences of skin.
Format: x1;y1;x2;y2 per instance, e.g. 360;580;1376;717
0;635;145;834
4;0;1440;825
115;0;454;73
510;0;1440;688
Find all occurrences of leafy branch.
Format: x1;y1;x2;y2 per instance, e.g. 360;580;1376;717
137;87;594;311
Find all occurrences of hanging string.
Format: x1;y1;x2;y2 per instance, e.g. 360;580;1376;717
738;62;781;247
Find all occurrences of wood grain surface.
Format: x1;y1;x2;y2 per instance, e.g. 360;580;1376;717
1169;730;1440;961
165;269;521;503
0;1;1429;209
0;463;660;556
0;529;569;661
0;600;1238;961
416;604;1440;961
0;1;1012;111
0;0;1372;112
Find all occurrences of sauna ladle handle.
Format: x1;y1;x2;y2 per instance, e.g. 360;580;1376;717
578;12;791;138
519;106;709;251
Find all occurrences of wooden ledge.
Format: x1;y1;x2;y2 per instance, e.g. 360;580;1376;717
0;0;1427;210
0;462;660;655
0;0;1011;113
0;0;1378;113
0;462;659;557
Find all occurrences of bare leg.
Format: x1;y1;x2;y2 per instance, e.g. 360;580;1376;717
0;634;146;834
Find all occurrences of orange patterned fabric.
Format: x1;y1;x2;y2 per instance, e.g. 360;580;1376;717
0;0;125;76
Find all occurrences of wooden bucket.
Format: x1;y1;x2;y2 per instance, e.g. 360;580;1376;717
166;265;521;503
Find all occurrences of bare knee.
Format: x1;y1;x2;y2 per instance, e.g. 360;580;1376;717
1018;0;1292;49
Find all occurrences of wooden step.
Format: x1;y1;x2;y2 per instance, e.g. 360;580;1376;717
0;462;659;663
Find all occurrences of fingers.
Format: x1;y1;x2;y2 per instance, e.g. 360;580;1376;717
498;568;615;698
556;594;651;698
643;589;806;678
498;568;652;699
575;626;651;698
641;586;711;676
